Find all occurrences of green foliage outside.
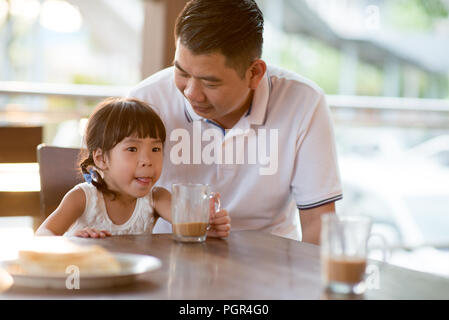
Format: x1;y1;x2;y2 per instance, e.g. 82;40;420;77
72;74;111;86
356;63;383;97
267;0;449;98
385;0;448;31
46;74;109;113
267;33;341;94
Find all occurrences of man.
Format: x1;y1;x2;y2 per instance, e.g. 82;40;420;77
129;0;342;244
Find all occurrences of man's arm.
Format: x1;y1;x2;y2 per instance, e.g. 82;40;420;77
299;202;336;245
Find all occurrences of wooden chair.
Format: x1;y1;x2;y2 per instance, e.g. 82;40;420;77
37;144;84;222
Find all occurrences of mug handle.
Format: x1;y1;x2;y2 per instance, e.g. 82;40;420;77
364;233;390;290
367;233;390;266
207;192;221;230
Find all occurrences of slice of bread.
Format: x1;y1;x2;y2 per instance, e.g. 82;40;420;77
18;238;121;276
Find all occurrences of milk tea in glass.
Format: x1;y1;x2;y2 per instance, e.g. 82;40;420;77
320;214;372;295
171;183;220;243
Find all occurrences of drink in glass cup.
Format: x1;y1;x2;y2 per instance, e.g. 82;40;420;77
320;214;386;295
171;183;220;243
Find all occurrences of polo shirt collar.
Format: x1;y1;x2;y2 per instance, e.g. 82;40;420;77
247;69;269;126
183;69;270;126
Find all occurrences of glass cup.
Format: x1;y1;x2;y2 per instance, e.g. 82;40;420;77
320;213;387;295
171;183;220;243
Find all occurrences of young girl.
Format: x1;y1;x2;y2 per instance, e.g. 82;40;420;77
36;98;230;238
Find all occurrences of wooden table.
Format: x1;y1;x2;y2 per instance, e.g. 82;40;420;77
1;231;449;300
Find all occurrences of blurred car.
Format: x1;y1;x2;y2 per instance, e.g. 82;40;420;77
404;134;449;168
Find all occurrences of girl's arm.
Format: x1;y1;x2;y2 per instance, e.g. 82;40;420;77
152;187;172;222
35;188;86;236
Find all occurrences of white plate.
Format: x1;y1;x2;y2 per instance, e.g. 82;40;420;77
0;253;162;290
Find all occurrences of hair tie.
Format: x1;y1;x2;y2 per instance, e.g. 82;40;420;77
83;168;95;184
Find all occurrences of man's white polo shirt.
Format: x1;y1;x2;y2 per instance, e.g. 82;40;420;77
129;65;343;241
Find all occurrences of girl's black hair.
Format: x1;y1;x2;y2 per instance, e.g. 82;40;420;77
79;97;166;198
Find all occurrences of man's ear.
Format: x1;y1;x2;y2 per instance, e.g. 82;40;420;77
92;148;108;171
247;59;267;90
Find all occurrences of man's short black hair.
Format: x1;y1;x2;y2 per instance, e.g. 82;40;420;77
175;0;264;77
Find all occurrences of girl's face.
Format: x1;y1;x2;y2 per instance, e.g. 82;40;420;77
99;135;164;200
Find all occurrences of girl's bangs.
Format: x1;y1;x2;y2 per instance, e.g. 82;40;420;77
107;102;166;148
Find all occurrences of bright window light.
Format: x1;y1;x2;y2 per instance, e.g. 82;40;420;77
9;0;40;21
0;0;8;25
0;226;35;261
0;163;40;192
40;0;82;33
79;118;88;136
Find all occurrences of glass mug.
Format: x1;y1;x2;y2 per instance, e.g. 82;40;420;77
171;183;221;243
320;213;387;295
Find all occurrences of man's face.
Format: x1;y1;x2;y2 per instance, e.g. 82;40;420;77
174;42;253;128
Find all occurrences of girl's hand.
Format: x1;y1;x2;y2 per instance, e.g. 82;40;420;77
207;209;231;238
74;228;111;238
